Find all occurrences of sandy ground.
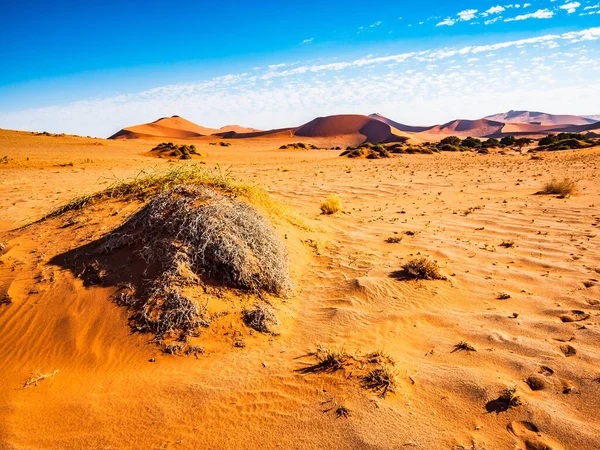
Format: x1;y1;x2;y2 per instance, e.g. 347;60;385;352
1;129;600;449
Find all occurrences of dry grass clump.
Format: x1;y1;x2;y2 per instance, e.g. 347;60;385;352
103;185;290;348
453;341;477;352
20;370;59;389
242;303;279;333
361;365;397;397
299;345;350;373
397;257;446;280
320;194;342;215
36;165;303;228
537;178;577;198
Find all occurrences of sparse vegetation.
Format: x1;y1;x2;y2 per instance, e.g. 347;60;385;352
396;257;446;280
497;292;511;300
151;142;202;160
335;405;350;418
0;155;8;164
242;303;279;333
301;345;349;373
385;236;403;244
499;385;522;409
38;165;302;227
536;133;596;151
19;369;59;389
361;365;397;397
453;341;477;352
320;194;342;215
537;178;576;197
279;142;321;150
499;240;515;248
101;185;291;348
210;141;232;147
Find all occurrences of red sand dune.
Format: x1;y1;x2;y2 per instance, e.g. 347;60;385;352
369;113;434;133
294;114;411;144
109;116;260;140
426;118;505;138
219;125;262;133
485;110;597;126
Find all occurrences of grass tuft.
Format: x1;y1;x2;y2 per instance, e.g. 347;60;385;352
537;178;576;198
320;194;342;215
397;257;446;280
361;365;397;397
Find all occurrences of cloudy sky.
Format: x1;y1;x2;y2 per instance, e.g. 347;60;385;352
1;0;599;136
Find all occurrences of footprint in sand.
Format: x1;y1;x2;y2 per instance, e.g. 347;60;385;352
508;421;565;450
537;366;554;376
559;344;577;357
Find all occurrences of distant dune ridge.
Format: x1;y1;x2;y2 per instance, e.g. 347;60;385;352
109;115;261;140
109;110;600;143
484;110;597;126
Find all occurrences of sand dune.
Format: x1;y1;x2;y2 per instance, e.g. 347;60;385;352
109;116;259;140
295;114;413;145
486;110;598;126
369;113;435;133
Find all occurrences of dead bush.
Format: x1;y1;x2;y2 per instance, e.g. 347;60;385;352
538;178;576;197
242;303;279;333
102;185;290;346
396;257;446;280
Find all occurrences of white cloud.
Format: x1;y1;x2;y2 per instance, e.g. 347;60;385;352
436;18;456;26
559;2;581;13
458;9;478;20
302;38;314;44
505;8;554;21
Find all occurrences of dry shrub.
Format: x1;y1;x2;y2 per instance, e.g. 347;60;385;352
362;365;397;397
398;257;445;280
103;185;290;345
320;194;342;215
538;178;576;197
242;303;279;333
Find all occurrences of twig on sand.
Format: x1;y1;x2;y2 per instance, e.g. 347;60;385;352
20;370;59;389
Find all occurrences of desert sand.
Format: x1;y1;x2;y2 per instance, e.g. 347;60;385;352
1;126;600;450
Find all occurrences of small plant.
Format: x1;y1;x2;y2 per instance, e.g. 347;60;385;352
336;405;350;418
362;365;397;397
0;293;12;305
300;345;349;373
499;385;522;409
242;303;279;333
538;178;576;198
453;341;477;352
398;257;446;280
385;236;403;244
0;155;8;164
497;292;511;300
20;370;59;389
320;194;342;215
499;240;515;248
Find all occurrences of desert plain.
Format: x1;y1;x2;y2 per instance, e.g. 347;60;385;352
1;118;600;450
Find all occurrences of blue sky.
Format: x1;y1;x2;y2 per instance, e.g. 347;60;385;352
1;0;599;136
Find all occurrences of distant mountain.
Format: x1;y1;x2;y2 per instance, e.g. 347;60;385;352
484;110;597;126
108;116;259;140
